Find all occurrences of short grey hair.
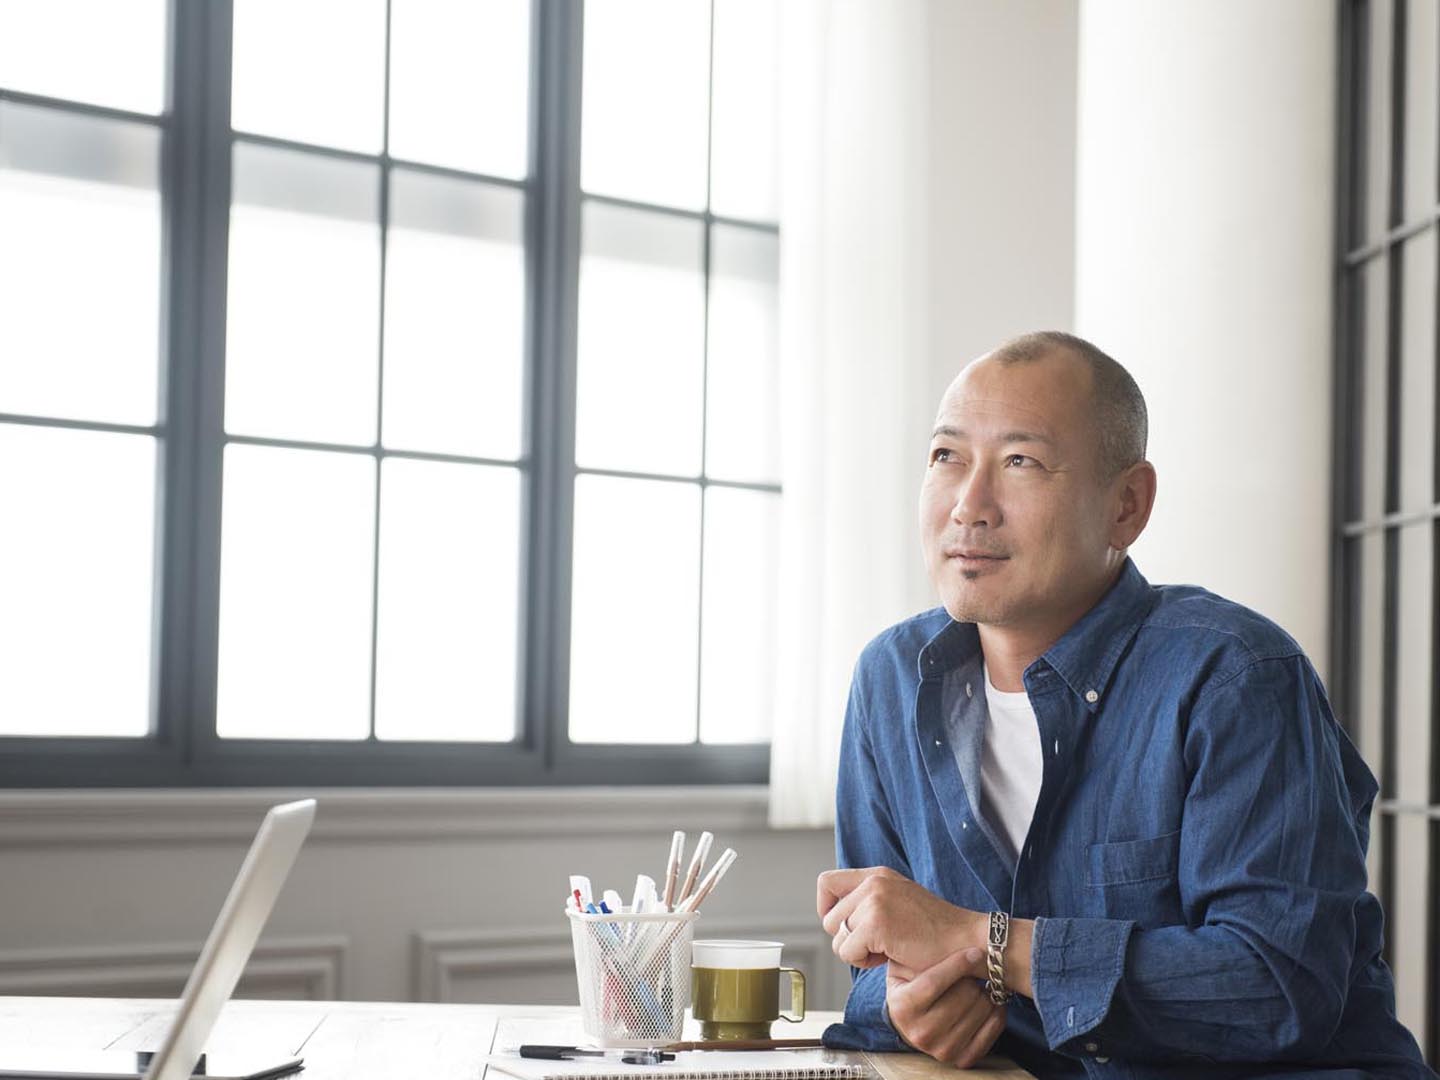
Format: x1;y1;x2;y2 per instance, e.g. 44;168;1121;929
991;330;1148;478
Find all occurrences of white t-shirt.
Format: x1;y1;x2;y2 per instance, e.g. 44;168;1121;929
980;663;1044;863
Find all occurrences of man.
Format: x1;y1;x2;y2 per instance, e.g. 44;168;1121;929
817;332;1432;1079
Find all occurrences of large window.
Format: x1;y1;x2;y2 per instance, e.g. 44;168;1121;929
0;0;780;785
1334;0;1440;1059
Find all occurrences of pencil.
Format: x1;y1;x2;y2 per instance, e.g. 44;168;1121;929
678;847;736;912
661;830;685;909
676;830;714;905
660;1039;825;1051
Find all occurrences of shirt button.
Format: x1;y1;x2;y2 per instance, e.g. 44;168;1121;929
961;821;968;830
1096;1057;1110;1064
1083;1042;1099;1053
934;738;942;747
965;681;973;698
1084;689;1099;704
1053;739;1059;754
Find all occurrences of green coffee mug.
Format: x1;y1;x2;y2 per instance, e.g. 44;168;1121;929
690;940;806;1042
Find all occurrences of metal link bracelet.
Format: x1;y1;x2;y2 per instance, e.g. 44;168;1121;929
986;910;1014;1005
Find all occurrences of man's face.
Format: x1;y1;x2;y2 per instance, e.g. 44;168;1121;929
919;351;1124;632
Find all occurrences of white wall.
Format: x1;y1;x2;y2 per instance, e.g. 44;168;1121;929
923;0;1336;671
1074;0;1336;670
926;0;1079;404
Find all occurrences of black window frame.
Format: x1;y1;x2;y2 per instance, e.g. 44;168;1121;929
0;0;774;787
1333;0;1440;1061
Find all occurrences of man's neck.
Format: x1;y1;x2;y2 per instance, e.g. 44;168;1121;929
977;564;1127;692
976;625;1052;692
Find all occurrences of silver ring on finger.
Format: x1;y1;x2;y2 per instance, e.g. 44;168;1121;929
839;917;851;935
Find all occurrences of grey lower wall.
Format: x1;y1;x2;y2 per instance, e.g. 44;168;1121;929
0;787;851;1011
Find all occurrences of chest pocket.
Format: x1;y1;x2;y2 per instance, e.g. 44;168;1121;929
1086;830;1182;926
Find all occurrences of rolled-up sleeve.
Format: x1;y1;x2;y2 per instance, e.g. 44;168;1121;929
825;965;907;1052
1030;656;1373;1063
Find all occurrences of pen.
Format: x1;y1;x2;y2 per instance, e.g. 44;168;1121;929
520;1046;675;1064
630;873;656;915
570;875;593;907
660;830;685;910
678;847;737;912
676;830;713;905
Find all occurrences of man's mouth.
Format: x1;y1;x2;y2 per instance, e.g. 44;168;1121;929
945;550;1009;562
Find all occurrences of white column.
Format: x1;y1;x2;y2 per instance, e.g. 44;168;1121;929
1074;1;1336;673
925;0;1079;402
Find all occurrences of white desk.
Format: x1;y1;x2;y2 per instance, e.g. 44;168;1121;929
0;998;1034;1080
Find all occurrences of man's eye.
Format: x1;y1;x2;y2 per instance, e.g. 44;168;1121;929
931;448;953;464
1005;454;1033;468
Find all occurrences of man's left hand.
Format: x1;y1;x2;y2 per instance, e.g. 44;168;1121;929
817;866;983;973
886;949;1007;1068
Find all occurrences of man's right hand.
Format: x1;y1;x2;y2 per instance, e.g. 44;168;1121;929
818;866;983;974
885;947;1007;1068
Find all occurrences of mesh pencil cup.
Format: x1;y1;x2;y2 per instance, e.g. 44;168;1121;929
567;907;698;1047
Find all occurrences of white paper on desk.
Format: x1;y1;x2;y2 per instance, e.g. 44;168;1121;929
493;1015;591;1053
101;1004;325;1060
299;1009;499;1079
0;1004;318;1080
0;1049;301;1080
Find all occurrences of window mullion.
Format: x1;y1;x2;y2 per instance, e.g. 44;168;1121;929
158;0;235;776
523;0;585;772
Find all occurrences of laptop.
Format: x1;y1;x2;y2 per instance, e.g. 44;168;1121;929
0;799;317;1080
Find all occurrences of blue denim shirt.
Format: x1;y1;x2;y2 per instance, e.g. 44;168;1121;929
825;560;1433;1079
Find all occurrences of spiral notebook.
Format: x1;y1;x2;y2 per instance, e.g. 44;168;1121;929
485;1049;871;1080
486;1018;871;1080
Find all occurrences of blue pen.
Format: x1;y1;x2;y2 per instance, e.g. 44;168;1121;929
583;903;665;1034
598;900;612;914
586;903;624;949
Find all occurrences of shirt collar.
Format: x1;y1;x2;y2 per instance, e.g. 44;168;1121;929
917;558;1155;710
1038;558;1155;708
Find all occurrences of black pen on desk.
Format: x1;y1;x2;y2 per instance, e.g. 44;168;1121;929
520;1046;675;1064
660;830;685;909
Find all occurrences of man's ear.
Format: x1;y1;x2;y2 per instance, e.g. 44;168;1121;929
1110;461;1157;549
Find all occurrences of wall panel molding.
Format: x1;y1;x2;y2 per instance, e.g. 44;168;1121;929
0;788;788;848
0;935;347;999
413;926;577;1004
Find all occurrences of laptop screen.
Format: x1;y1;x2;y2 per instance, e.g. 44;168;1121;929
143;799;316;1080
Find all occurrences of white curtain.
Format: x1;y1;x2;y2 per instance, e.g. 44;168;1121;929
767;0;939;828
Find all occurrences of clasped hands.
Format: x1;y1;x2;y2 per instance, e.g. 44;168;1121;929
817;866;1021;1068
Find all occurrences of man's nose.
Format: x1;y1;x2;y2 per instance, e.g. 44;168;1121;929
951;465;1000;528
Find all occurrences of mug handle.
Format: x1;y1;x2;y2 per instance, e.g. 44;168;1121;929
778;967;806;1022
